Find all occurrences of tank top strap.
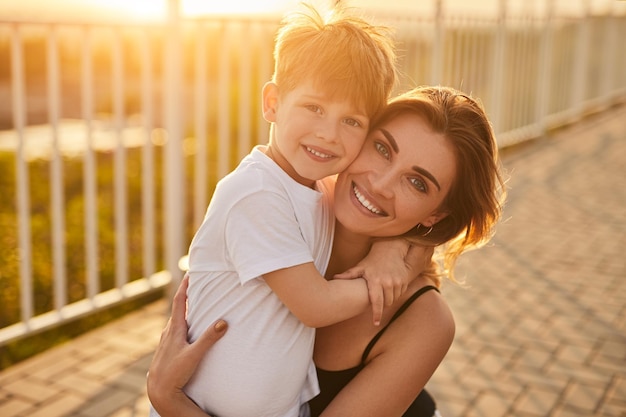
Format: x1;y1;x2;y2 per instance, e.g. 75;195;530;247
360;285;440;364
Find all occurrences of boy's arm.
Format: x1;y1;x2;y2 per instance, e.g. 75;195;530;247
334;239;434;325
263;263;370;328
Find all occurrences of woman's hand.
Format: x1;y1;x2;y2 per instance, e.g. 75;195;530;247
147;274;227;417
334;240;433;325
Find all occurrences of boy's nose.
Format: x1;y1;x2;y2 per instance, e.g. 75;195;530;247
315;120;339;143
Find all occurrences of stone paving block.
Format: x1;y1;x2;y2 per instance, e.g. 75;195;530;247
74;386;140;417
472;349;513;377
501;367;568;393
609;377;626;406
0;397;32;417
555;343;595;364
595;403;626;417
512;346;553;370
27;354;79;381
427;375;477;404
551;405;595;417
108;365;149;393
562;381;607;413
55;370;108;398
598;339;626;361
1;376;61;403
23;392;85;417
432;397;468;417
106;395;152;417
514;386;561;416
79;350;136;380
589;352;626;376
465;391;512;417
547;361;617;386
459;373;522;400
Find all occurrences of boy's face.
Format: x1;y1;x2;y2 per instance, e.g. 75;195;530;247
263;81;369;186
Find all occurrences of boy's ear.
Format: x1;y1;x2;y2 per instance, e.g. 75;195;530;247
262;82;279;123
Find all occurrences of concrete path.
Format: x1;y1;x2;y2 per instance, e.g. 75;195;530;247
0;105;624;416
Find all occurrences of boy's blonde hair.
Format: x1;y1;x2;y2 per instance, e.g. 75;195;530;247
272;4;396;119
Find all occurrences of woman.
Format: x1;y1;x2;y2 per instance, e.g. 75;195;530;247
148;86;506;417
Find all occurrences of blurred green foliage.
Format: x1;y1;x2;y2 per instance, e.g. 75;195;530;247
0;146;170;369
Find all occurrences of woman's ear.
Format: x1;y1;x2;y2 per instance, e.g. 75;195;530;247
423;209;450;228
262;82;279;123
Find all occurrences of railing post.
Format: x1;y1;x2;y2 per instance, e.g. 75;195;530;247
490;0;507;137
11;24;34;326
601;3;618;105
535;0;554;136
430;0;443;85
47;25;67;312
572;0;590;119
164;0;185;290
81;26;100;300
113;27;129;290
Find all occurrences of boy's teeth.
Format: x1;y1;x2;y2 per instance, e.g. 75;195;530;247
353;185;382;214
306;147;332;159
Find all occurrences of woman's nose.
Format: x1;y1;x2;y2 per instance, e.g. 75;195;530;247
368;168;394;199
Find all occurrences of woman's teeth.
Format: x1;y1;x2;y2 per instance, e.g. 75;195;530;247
353;185;382;214
306;147;333;159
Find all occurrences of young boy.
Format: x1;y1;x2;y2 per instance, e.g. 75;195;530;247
151;5;397;417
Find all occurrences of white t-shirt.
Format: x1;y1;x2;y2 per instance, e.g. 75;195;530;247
183;146;334;417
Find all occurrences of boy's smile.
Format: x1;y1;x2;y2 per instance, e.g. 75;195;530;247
262;81;369;187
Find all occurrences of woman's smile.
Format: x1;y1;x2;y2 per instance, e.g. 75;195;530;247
352;182;386;216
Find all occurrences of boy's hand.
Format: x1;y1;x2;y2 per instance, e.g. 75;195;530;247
334;240;434;326
147;275;228;415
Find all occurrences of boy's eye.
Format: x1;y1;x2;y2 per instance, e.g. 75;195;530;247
410;177;428;193
374;141;390;160
306;105;322;114
343;118;361;128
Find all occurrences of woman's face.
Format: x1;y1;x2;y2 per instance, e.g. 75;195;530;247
334;111;457;238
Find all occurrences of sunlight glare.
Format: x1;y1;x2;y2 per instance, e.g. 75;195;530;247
91;0;167;20
181;0;293;16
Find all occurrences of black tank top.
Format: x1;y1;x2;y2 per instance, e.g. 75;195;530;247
308;285;439;417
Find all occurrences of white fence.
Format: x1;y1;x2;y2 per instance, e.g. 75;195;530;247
1;1;625;346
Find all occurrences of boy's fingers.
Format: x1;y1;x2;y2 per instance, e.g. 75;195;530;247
333;267;364;280
369;289;383;326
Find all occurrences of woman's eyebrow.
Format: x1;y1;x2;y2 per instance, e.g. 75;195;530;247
412;166;441;191
379;128;399;153
379;127;441;191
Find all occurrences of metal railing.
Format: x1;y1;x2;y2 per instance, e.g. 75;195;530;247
1;1;624;346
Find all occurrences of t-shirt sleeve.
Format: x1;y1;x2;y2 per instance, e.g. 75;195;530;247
224;190;314;284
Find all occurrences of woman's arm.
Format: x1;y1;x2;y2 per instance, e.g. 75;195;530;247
319;291;454;417
147;276;222;417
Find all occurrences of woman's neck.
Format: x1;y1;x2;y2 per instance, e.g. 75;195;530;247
327;221;373;278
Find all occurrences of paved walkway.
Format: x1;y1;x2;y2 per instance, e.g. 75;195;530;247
0;105;625;417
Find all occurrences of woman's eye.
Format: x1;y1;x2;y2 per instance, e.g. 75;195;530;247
410;177;427;193
374;142;390;160
344;118;361;128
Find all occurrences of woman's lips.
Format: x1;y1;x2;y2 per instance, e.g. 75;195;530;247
352;182;386;215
